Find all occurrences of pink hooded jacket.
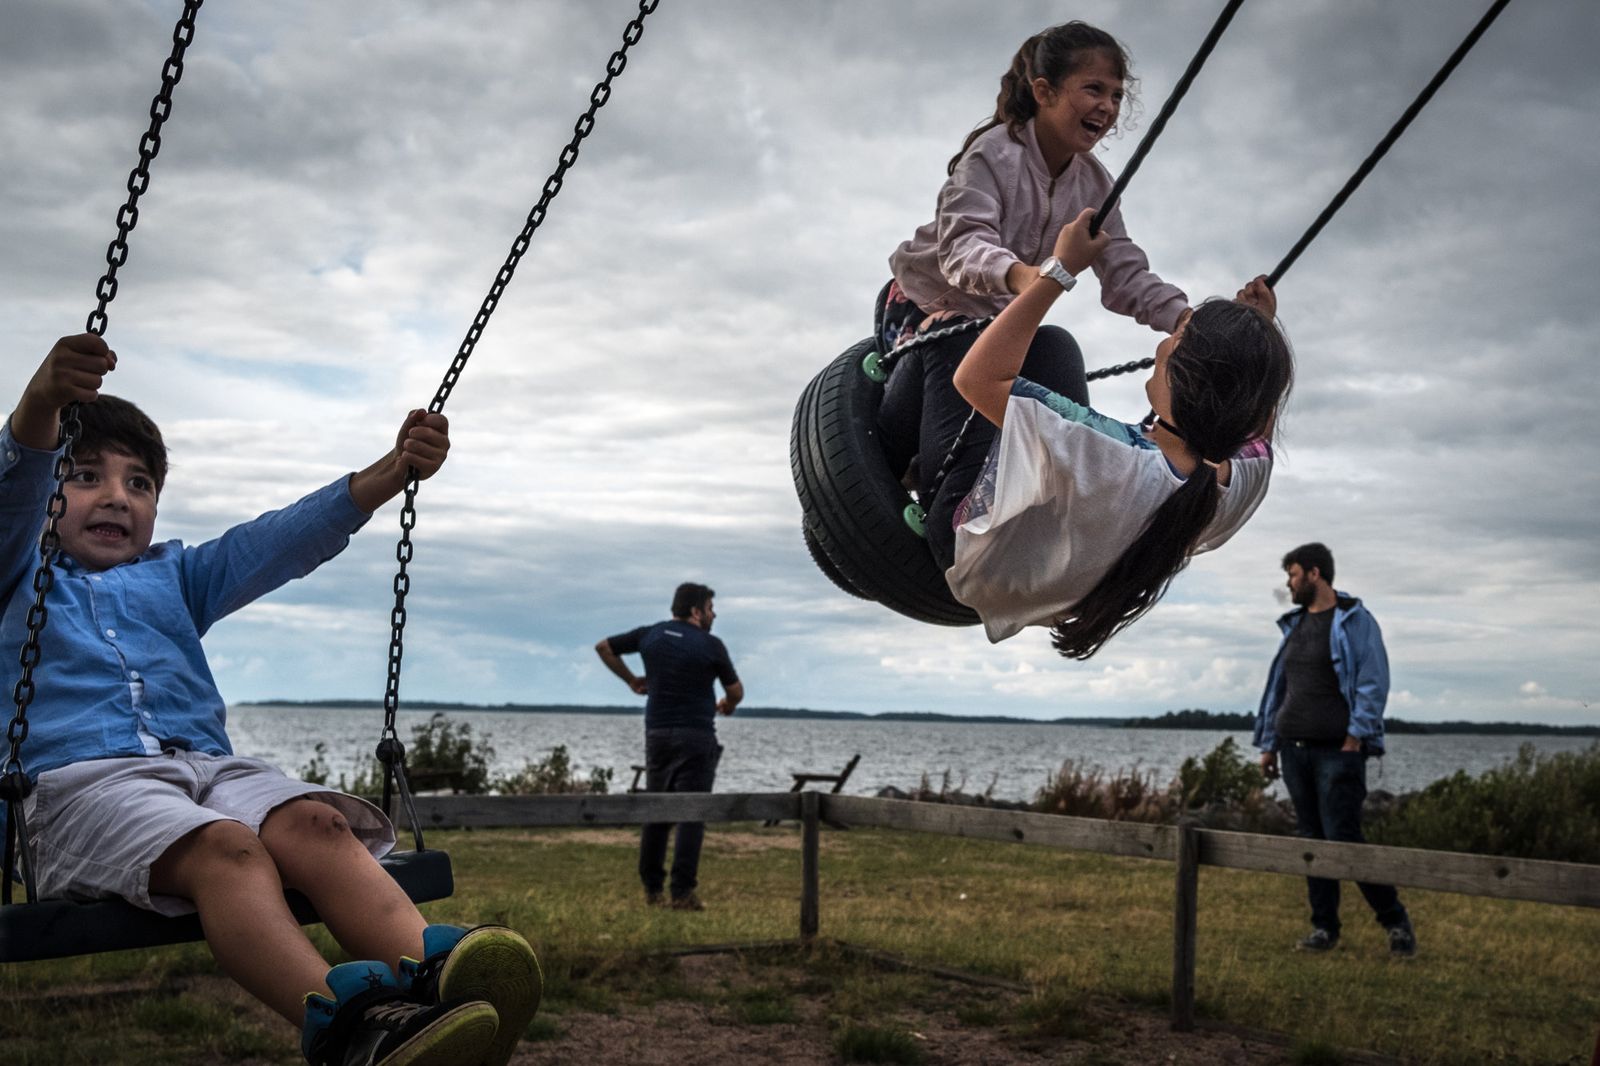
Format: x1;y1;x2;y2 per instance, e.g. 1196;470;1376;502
889;120;1187;333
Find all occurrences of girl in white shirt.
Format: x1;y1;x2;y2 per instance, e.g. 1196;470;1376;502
949;209;1291;656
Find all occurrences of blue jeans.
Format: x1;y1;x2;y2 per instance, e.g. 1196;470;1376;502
639;728;722;900
1278;743;1407;936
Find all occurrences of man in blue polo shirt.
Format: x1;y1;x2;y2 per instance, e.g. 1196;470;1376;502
595;582;743;911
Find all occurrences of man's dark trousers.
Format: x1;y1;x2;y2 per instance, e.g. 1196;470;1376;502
1278;742;1407;935
639;727;722;900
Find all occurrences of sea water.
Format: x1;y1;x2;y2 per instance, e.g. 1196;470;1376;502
226;705;1595;803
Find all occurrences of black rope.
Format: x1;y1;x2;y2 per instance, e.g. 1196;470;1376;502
1268;0;1512;286
3;0;205;908
1089;0;1246;238
377;0;661;822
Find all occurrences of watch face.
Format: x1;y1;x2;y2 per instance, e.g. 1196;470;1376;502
1041;257;1074;288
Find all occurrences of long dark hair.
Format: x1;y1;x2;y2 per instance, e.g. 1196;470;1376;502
949;21;1137;176
1050;301;1294;659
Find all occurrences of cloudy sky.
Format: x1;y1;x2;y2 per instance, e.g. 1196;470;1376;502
3;0;1596;725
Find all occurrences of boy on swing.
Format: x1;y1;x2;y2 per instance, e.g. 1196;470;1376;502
2;333;539;1066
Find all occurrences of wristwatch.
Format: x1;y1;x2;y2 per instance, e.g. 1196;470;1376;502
1038;256;1077;291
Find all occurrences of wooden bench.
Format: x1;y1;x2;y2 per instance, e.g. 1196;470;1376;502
764;754;861;827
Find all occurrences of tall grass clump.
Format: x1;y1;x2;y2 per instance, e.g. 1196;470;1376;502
834;1022;925;1064
1369;742;1600;863
1034;737;1281;828
1033;759;1173;820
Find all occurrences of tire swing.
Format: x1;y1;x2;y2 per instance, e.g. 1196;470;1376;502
0;0;660;964
793;0;1508;627
793;336;975;624
792;0;1246;627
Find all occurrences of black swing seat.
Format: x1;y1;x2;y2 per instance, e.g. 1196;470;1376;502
791;338;979;627
0;847;452;964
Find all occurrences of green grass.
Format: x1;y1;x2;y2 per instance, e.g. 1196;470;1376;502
1290;1041;1347;1065
1012;987;1101;1042
730;986;799;1024
834;1021;926;1064
3;823;1597;1064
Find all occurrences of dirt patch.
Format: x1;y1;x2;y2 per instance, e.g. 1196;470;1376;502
142;948;1388;1065
511;948;1314;1066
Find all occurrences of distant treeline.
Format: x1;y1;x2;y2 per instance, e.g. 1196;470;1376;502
1122;708;1600;736
240;700;1598;736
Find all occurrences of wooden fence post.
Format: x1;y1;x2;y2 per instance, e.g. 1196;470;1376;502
800;790;820;942
1171;819;1199;1031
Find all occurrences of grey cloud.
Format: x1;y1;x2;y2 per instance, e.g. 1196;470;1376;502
3;0;1596;724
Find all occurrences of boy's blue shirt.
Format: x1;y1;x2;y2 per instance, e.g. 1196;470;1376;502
0;419;371;782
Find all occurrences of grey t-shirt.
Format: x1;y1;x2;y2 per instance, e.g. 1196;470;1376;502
1273;609;1349;743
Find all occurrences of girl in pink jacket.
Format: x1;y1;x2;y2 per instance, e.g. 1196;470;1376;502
887;22;1186;334
878;21;1190;584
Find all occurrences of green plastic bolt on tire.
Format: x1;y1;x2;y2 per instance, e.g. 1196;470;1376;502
903;503;927;538
861;350;887;383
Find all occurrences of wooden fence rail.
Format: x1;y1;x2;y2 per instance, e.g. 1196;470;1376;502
400;791;1600;1030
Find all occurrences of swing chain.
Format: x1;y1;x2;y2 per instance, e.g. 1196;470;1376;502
4;0;204;902
4;408;81;784
1086;355;1155;382
878;315;993;378
377;0;660;813
7;0;204;770
422;0;657;417
86;0;204;338
378;475;418;818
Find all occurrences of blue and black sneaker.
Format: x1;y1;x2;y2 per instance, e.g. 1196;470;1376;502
399;925;542;1066
301;960;499;1066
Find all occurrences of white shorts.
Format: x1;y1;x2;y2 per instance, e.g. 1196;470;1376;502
24;750;396;916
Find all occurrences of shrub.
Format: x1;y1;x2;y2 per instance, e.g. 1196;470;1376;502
407;713;495;794
1368;742;1600;863
299;741;331;786
1176;736;1267;809
337;712;496;796
495;745;613;796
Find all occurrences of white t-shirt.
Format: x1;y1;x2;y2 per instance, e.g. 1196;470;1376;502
947;379;1273;643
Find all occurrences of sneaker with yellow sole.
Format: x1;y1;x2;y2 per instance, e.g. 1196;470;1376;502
399;925;542;1066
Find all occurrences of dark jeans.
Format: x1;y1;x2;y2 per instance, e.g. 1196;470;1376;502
878;323;1088;570
639;727;722;900
1278;743;1407;936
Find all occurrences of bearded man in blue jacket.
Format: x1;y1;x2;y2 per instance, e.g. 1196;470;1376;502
1254;542;1416;958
